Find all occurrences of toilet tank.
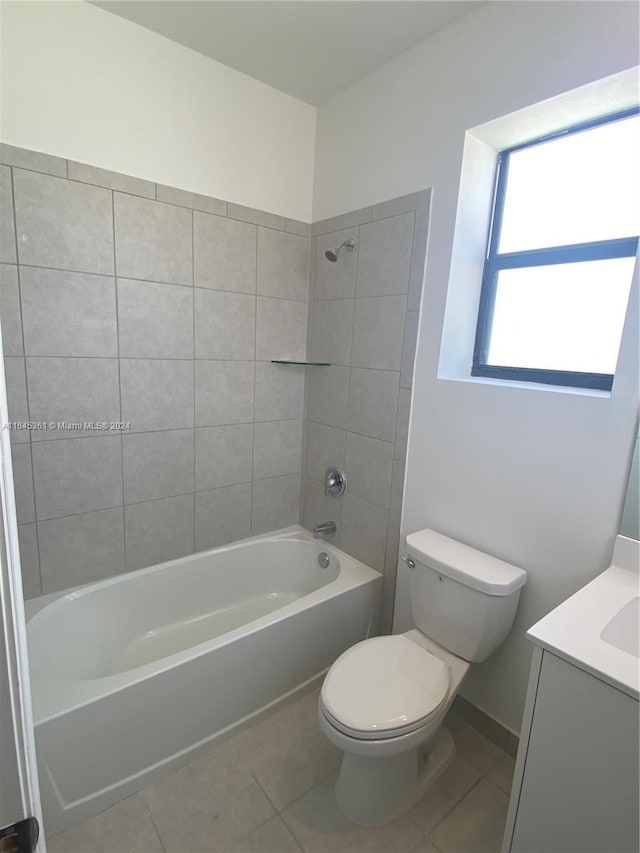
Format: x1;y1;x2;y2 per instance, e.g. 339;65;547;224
405;529;527;662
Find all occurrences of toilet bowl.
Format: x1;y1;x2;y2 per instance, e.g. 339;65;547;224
319;528;527;825
318;630;469;824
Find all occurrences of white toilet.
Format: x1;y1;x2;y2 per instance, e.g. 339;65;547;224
318;528;527;825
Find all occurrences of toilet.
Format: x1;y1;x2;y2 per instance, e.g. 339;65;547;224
318;528;527;825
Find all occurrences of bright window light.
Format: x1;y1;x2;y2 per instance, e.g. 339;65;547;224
488;258;636;374
473;110;639;391
499;117;640;252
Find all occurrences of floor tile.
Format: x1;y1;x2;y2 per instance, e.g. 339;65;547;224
429;778;509;853
410;840;442;853
487;751;515;795
281;773;424;853
453;722;503;775
234;815;302;853
48;794;163;853
47;685;510;853
142;739;274;853
408;755;481;836
232;690;342;810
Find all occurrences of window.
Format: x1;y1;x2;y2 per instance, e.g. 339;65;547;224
472;109;639;391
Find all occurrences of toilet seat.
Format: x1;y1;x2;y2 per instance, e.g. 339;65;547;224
321;635;450;740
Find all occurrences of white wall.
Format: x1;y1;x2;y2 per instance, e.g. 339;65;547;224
314;1;640;732
2;0;638;735
0;1;316;221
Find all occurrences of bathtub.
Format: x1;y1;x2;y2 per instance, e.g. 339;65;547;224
26;527;381;834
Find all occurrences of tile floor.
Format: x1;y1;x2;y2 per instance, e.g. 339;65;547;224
49;689;515;853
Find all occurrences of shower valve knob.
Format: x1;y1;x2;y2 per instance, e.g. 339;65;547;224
325;466;347;497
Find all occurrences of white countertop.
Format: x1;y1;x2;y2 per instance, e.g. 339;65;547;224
527;535;640;700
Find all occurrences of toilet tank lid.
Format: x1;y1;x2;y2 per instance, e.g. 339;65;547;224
405;529;527;596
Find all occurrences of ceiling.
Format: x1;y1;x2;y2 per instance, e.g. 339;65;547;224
93;1;483;105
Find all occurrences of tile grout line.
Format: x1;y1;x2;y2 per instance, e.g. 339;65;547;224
306;473;391;513
10;155;416;593
9;151;411;584
409;833;443;853
145;804;168;853
384;214;416;571
2;147;420;238
10;165;44;594
18;352;314;361
340;224;361;550
409;741;505;846
111;189;128;571
370;206;422;227
274;762;342;847
248;771;280;817
398;213;417;390
299;234;313;525
312;290;411;302
10;259;315;302
21;415;304;445
290;232;310;525
307;417;396;444
390;207;424;563
191;208;196;551
409;197;429;313
3;153;301;233
33;465;304;525
36;499;174;528
250;223;258;533
279;820;305;853
0;154;66;179
420;773;488;846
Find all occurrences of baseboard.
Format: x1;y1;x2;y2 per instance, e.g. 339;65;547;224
452;695;520;757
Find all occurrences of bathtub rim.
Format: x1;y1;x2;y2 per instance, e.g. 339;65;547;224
26;525;317;621
26;526;382;724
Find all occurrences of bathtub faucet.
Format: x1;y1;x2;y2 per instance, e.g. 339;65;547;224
313;521;337;539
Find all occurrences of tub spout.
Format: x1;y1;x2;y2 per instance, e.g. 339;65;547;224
313;521;337;539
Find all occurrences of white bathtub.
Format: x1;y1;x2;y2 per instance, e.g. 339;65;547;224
26;527;381;834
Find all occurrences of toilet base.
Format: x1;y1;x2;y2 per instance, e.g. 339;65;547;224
334;725;455;826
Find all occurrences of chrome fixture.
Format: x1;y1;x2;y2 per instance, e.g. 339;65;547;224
325;466;347;497
324;237;355;262
313;521;337;539
401;554;416;569
318;552;331;569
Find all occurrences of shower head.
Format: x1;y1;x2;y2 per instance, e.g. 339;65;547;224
325;237;355;262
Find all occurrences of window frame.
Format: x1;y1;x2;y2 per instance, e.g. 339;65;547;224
471;107;640;392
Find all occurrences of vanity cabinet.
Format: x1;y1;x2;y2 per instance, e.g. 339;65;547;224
503;647;639;853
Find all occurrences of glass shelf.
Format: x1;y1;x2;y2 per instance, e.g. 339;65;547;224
271;359;331;366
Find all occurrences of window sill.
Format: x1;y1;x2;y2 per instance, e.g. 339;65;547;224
439;372;612;399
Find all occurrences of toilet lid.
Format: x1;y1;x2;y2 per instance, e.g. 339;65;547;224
321;635;450;738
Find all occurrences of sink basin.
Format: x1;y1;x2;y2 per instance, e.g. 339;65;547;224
527;535;639;699
601;596;639;658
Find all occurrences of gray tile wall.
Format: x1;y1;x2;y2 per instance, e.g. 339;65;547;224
0;144;429;626
302;190;431;632
0;147;310;596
